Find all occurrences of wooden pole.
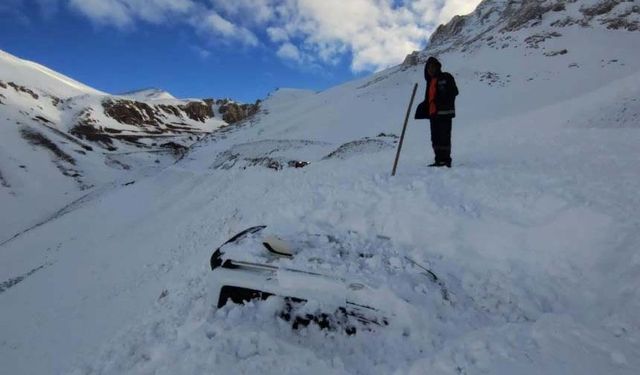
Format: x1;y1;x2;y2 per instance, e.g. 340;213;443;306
391;83;418;176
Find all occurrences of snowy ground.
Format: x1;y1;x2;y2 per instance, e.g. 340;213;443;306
0;50;227;244
2;21;640;375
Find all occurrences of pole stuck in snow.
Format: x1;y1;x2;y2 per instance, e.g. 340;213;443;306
391;83;418;176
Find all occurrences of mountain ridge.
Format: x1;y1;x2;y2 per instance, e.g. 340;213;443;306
0;49;261;241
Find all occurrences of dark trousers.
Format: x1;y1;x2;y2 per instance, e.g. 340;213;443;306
430;117;452;164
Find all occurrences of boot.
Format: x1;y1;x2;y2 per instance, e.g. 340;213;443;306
428;161;452;168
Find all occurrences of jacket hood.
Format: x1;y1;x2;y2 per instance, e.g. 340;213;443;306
424;56;442;80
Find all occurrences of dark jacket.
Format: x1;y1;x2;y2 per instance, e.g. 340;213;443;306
416;61;459;120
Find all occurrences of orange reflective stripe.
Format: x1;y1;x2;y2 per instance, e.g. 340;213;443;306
428;79;437;116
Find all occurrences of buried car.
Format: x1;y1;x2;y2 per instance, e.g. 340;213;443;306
208;226;450;334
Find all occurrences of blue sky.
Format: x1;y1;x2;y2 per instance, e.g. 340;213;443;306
0;0;479;102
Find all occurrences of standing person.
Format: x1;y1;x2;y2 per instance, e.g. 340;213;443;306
416;56;459;168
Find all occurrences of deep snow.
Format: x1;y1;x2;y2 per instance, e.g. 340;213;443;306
2;3;640;374
0;50;227;244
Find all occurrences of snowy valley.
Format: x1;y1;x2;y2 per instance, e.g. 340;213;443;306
0;49;260;242
1;0;640;374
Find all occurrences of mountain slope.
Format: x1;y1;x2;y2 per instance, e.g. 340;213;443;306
427;0;639;53
119;88;177;101
1;1;640;374
0;50;261;243
0;50;105;97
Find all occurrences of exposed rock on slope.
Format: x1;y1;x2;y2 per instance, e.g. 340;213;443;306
103;99;160;126
403;0;639;64
102;99;214;127
19;128;87;188
182;101;215;122
0;49;258;239
216;99;261;124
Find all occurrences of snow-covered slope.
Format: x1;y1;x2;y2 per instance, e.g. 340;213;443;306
405;0;640;121
427;0;639;54
0;50;239;243
1;1;640;374
0;50;105;98
119;88;177;101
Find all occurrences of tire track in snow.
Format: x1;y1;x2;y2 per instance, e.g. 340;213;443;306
0;262;52;294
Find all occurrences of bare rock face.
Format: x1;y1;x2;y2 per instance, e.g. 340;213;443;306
157;104;182;117
103;98;215;126
1;81;39;99
543;49;568;57
20;128;76;165
94;95;256;144
589;1;640;31
581;0;625;17
71;109;117;151
159;141;189;158
180;101;214;122
402;51;420;67
103;99;158;126
429;14;469;49
422;0;638;59
20;127;91;188
428;0;558;50
501;0;555;32
524;31;562;48
71;98;216;151
217;99;260;124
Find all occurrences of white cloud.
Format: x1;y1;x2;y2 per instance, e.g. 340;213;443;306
438;0;482;24
66;0;260;47
250;0;482;72
20;0;483;72
276;42;302;62
211;0;276;25
68;0;195;28
285;0;430;71
68;0;132;28
195;11;260;47
266;27;289;43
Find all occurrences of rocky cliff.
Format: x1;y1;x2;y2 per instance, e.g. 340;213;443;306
404;0;639;64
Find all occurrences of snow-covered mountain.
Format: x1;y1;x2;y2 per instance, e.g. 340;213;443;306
0;49;105;97
426;0;639;53
0;50;262;240
119;88;177;101
1;0;640;374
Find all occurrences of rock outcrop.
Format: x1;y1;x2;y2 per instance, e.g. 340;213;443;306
402;51;420;67
103;99;215;127
181;101;214;122
103;99;159;126
216;99;261;124
410;0;640;60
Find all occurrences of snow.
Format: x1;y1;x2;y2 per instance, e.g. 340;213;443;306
0;50;105;98
2;1;640;374
118;88;177;101
0;50;228;243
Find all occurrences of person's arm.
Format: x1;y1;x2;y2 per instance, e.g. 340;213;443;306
447;74;459;97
